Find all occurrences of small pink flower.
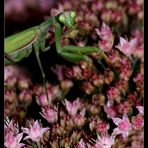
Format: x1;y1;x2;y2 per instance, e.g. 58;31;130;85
133;73;143;85
127;93;137;104
51;65;65;81
40;105;58;123
5;133;25;148
74;109;86;127
4;118;19;137
4;65;18;81
39;0;55;12
35;85;61;106
4;65;29;82
73;66;83;79
107;87;120;102
116;101;132;114
92;1;103;11
132;114;144;130
94;134;116;148
65;66;83;80
77;138;92;148
60;80;74;90
36;93;50;106
18;90;32;104
128;2;140;15
98;39;113;53
104;106;117;119
82;82;95;95
21;120;49;142
18;77;31;89
92;73;104;86
50;3;64;16
131;141;144;148
77;139;86;148
112;114;132;140
95;23;112;40
136;106;144;114
4;118;25;148
96;23;114;52
64;98;81;116
101;9;112;23
96;122;109;134
115;37;138;56
82;69;92;79
111;10;122;22
115;80;128;94
119;59;132;81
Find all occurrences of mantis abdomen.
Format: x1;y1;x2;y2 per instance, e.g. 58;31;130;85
5;26;40;64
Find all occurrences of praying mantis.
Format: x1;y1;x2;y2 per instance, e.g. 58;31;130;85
5;11;111;99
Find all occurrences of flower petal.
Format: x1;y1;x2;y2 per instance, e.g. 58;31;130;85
95;28;101;36
16;133;23;142
122;114;128;121
41;128;49;134
120;37;127;46
129;37;138;48
21;127;29;134
112;117;121;125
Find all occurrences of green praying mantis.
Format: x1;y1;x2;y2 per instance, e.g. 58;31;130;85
5;11;112;99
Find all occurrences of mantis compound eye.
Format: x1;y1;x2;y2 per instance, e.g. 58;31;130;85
70;11;76;19
59;15;66;24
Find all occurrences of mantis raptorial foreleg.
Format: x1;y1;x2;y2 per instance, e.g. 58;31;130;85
63;46;98;54
63;46;112;65
55;23;89;62
40;38;50;52
59;52;89;62
55;22;111;64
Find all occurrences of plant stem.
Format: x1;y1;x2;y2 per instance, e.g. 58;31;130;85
36;141;41;148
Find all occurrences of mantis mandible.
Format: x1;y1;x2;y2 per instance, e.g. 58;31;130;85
5;11;111;99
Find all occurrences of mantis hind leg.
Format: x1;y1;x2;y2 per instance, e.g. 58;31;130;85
33;42;49;100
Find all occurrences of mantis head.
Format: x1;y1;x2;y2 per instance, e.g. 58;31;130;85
59;11;76;28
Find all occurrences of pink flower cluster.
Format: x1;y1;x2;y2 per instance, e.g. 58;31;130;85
5;118;50;147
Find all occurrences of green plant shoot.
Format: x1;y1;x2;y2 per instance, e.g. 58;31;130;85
5;11;111;100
